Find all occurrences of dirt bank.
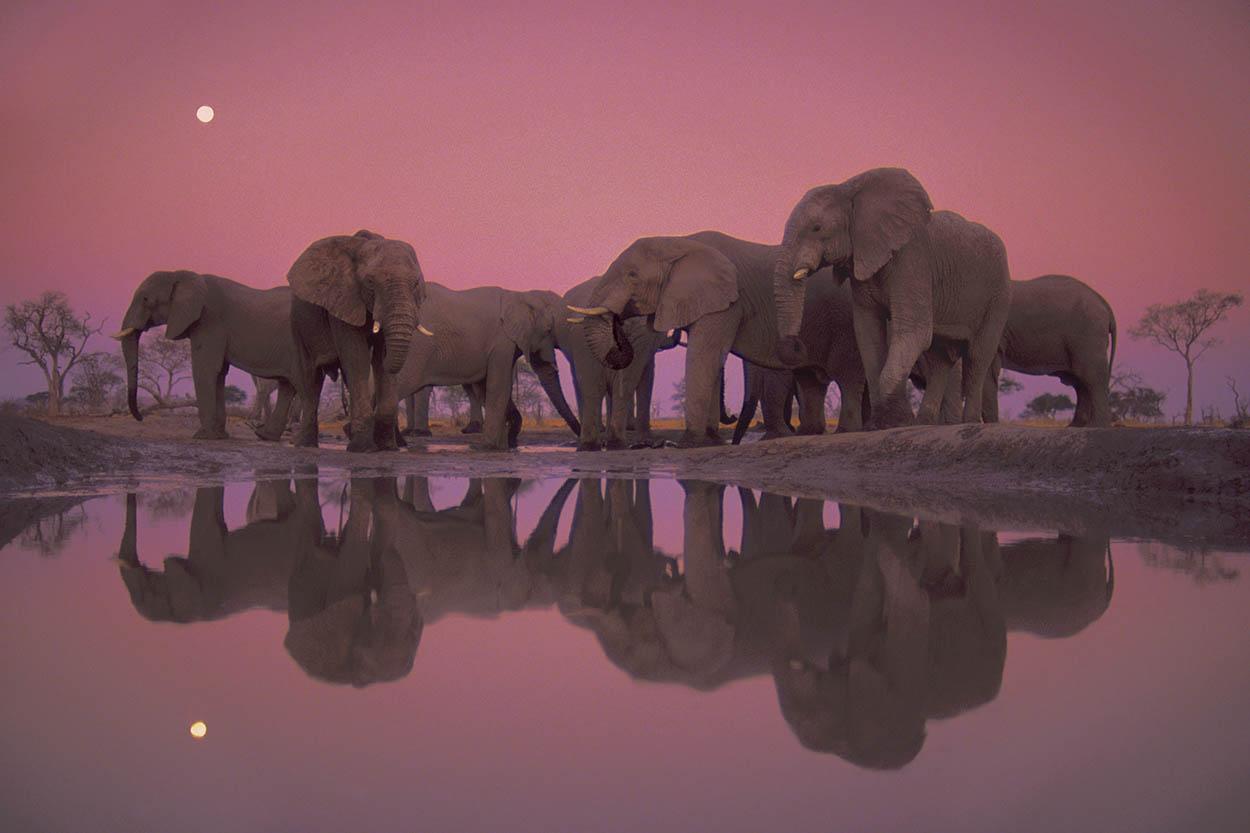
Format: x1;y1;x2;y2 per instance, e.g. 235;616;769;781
2;413;1248;546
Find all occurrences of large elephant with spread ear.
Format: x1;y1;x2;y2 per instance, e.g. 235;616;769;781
392;284;579;450
773;168;1012;426
574;231;845;447
113;271;298;441
287;229;430;452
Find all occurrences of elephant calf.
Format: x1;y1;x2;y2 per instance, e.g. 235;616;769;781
916;274;1117;427
115;271;299;441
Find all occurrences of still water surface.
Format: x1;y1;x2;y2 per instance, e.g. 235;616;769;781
1;476;1248;833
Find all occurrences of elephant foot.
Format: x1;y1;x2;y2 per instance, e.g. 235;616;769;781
193;428;229;440
604;436;629;451
252;422;284;442
629;438;667;450
576;441;602;452
373;419;400;451
461;421;484;435
292;430;320;448
760;430;791;441
346;432;378;453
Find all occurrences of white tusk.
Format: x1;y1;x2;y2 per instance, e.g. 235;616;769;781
567;305;611;317
792;268;810;281
417;324;434;336
566;317;586;324
372;321;381;334
111;328;137;340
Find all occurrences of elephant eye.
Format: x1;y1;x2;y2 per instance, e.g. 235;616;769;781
811;223;822;233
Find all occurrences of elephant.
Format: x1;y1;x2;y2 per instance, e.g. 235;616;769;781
392;283;579;451
997;531;1114;638
113;270;298;441
115;478;422;687
287;229;430;452
574;231;856;447
773;168;1012;426
911;274;1118;427
564;276;683;449
402;384;485;437
251;374;303;435
731;270;917;442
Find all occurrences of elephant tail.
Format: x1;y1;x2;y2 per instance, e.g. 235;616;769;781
719;365;737;425
733;389;758;445
1107;307;1118;378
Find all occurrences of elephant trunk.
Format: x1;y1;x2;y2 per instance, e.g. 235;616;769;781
121;331;143;421
773;231;810;368
582;314;635;371
718;365;736;425
379;283;417;375
531;354;581;435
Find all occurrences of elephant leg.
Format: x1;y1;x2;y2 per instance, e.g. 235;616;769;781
405;388;433;437
1069;380;1092;427
332;326;376;453
292;360;324;448
795;370;828;435
371;349;400;451
759;368;794;439
678;312;736;447
478;351;517;451
960;301;1010;424
606;374;630;450
190;343;229;440
879;319;933;426
255;379;295;441
851;302;895;429
939;358;964;424
461;384;485;434
833;377;864;433
983;356;1001;424
916;351;955;425
634;356;656;439
1075;354;1112;428
576;370;608;451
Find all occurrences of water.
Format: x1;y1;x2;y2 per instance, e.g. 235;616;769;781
1;475;1248;833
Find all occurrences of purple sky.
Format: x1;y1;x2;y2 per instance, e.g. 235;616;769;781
2;0;1248;418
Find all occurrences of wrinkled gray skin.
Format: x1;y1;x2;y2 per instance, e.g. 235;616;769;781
774;168;1012;426
565;276;682;449
251;375;302;434
115;271;298;441
115;479;422;687
912;274;1118;427
288;229;427;452
580;231;841;447
392;283;578;451
402;385;484;437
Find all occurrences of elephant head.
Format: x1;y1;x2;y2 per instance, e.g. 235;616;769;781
502;291;581;434
773;168;932;365
112;270;210;420
287;229;428;375
572;237;739;370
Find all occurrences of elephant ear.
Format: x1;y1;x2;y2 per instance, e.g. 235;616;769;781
653;241;739;333
165;272;208;340
501;291;554;356
849;168;933;282
287;236;367;327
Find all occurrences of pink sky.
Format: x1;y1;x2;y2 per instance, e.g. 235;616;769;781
2;0;1248;417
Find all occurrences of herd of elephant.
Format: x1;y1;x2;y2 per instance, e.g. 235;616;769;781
113;167;1118;452
117;476;1112;768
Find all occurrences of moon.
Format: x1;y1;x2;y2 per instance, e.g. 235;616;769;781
195;105;214;124
189;720;207;738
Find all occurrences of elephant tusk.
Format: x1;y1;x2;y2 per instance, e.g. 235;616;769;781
567;305;611;317
111;328;137;340
418;324;434;336
372;321;381;334
566;317;586;324
792;268;810;281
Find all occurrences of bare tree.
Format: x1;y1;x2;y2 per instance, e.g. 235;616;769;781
513;359;547;423
69;352;124;414
4;291;103;416
1129;289;1243;425
1228;377;1248;428
137;333;193;408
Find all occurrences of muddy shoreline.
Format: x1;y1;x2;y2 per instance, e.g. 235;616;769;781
2;414;1248;548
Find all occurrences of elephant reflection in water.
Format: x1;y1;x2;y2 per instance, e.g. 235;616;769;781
116;477;422;687
537;480;1113;768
